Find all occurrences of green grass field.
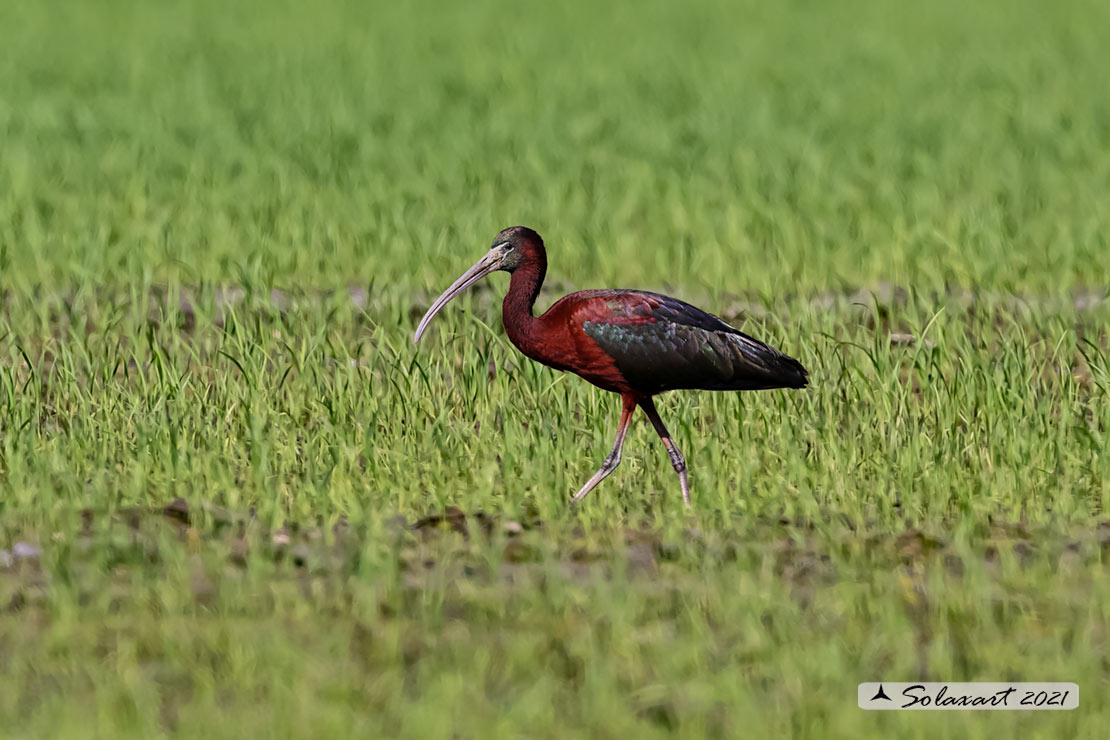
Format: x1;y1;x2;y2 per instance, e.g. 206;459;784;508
2;0;1109;736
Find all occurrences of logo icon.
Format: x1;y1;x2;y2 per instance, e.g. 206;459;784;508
870;684;892;702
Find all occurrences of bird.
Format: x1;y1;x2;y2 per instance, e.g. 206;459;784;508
413;226;808;506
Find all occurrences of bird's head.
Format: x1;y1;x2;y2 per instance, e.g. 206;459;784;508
489;225;543;272
413;226;545;343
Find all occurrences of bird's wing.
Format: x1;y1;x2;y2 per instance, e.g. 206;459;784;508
571;291;808;393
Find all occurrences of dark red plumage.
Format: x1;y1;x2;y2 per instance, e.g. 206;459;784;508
414;226;809;506
498;230;807;397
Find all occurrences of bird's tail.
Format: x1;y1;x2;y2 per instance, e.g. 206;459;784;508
722;332;809;390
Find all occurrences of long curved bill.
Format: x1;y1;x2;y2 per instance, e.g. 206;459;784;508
413;249;503;343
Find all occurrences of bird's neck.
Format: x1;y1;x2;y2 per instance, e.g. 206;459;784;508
502;256;547;353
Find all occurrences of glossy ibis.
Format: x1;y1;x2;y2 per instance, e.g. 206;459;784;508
413;226;808;506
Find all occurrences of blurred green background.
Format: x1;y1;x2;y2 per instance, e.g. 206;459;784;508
1;0;1108;737
2;0;1108;294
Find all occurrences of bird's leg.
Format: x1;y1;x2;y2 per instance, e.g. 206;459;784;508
571;394;637;503
638;397;691;507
